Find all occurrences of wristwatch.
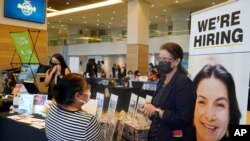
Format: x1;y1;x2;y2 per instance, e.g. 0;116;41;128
155;108;161;117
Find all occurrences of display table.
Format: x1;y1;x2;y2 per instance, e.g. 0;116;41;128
0;112;47;141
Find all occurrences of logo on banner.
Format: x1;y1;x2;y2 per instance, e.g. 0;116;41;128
17;0;36;16
194;10;243;48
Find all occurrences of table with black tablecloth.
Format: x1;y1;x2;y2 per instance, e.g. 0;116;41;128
0;112;47;141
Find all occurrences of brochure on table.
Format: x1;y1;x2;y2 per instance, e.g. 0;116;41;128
14;93;48;115
96;92;104;121
127;93;138;117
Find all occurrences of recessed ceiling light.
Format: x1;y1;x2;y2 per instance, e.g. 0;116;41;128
49;6;51;8
123;20;126;23
155;16;158;18
96;24;99;26
212;2;215;5
111;17;114;20
175;1;178;3
97;19;100;22
82;16;85;19
61;25;64;27
70;19;72;21
48;22;50;24
151;5;155;7
109;22;112;24
97;13;100;16
120;24;123;27
113;11;116;14
58;20;62;23
52;26;54;28
66;2;69;5
164;9;167;12
84;21;87;24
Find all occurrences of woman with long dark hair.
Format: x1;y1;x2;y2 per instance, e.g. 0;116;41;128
44;53;71;100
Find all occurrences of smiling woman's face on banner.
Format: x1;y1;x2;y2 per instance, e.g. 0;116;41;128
194;77;229;141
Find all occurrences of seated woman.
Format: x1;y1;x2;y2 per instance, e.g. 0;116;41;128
2;72;17;94
148;70;158;81
45;73;103;141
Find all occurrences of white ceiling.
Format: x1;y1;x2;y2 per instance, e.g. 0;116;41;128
47;0;228;30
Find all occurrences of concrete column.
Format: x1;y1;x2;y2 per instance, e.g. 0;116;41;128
127;0;149;75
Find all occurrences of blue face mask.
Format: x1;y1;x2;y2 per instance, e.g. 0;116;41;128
158;62;172;74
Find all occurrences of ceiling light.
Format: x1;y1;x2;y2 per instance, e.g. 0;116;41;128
155;16;158;18
111;17;114;20
97;13;100;16
66;2;69;5
48;22;50;24
151;5;155;7
96;24;99;26
212;2;215;5
82;16;85;19
113;11;116;14
164;9;167;12
123;20;126;22
109;22;112;24
52;26;54;28
97;19;100;22
175;1;178;3
84;21;87;24
58;20;62;23
108;26;110;28
70;19;72;21
47;0;123;17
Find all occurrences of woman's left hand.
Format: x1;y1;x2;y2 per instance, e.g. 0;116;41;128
141;103;157;117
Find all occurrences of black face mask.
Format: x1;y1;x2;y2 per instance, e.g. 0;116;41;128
158;62;172;74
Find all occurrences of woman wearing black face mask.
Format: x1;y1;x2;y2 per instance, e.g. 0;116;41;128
141;42;196;141
44;53;71;100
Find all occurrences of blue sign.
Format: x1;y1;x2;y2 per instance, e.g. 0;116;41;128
4;0;46;24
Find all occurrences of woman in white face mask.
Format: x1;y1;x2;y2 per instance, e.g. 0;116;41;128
45;73;103;141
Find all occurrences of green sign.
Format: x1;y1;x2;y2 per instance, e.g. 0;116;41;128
10;31;39;64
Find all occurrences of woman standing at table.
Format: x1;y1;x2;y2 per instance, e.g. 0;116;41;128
44;53;71;100
45;73;103;141
142;42;196;141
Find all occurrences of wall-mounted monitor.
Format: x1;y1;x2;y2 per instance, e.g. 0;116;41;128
4;0;46;24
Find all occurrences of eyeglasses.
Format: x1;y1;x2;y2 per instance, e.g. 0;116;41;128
78;91;90;96
156;56;175;62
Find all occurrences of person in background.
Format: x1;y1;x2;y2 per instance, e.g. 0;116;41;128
148;69;158;81
92;60;98;77
2;72;17;94
126;70;134;80
97;61;102;73
148;63;156;75
122;66;127;78
85;59;92;77
134;70;141;81
100;70;107;78
112;64;117;78
45;73;103;141
193;64;241;141
117;65;122;79
101;60;105;71
44;53;71;100
141;42;196;141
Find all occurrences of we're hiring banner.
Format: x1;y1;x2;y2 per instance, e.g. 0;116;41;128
189;0;250;124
